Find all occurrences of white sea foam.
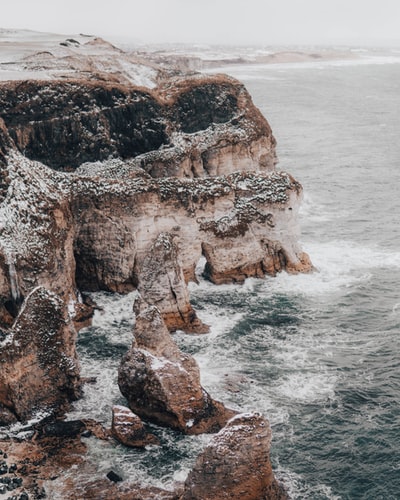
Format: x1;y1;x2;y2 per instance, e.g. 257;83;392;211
262;240;400;297
276;468;342;500
275;372;337;403
90;290;138;331
67;363;123;423
299;192;350;223
67;291;137;423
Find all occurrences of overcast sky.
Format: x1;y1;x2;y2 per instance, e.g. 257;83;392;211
2;0;400;46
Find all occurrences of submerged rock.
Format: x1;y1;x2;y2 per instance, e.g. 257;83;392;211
183;413;288;500
40;420;86;438
119;299;236;434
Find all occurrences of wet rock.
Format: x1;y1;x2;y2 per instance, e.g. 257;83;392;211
119;300;236;434
0;287;80;421
41;420;86;438
183;413;288;500
0;405;18;426
106;470;123;483
13;477;23;487
111;405;159;448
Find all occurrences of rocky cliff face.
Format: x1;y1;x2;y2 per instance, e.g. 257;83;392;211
0;74;310;425
71;167;311;331
0;40;311;497
0;74;276;175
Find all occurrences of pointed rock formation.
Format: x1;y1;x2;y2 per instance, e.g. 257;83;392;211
138;233;208;333
183;413;288;500
0;287;80;422
118;298;236;434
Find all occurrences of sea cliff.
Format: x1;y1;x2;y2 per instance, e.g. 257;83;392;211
0;31;311;499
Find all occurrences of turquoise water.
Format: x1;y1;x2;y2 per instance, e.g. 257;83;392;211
70;56;400;498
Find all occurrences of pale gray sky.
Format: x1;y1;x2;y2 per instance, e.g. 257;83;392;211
2;0;400;46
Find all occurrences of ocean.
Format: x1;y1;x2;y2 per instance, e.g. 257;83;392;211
67;52;400;499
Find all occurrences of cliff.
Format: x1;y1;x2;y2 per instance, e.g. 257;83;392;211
0;32;311;499
0;74;276;175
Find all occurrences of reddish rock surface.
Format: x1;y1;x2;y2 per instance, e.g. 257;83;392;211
0;287;80;421
137;233;208;333
111;405;159;448
183;413;288;500
119;299;236;434
0;37;311;498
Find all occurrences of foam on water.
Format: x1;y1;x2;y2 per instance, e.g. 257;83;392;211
90;290;138;332
67;291;137;423
57;56;400;498
276;468;342;500
275;372;337;403
265;240;400;297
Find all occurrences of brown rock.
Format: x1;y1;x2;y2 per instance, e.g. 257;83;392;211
137;233;208;333
119;300;236;434
183;413;288;500
0;152;79;329
0;432;178;500
111;405;159;448
0;287;81;421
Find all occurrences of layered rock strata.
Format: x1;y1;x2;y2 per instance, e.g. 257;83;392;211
0;145;311;417
119;298;236;434
0;142;310;420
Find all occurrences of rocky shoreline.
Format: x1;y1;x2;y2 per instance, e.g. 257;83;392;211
0;30;312;499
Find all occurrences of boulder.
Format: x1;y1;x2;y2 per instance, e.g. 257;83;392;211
183;413;288;500
111;405;159;448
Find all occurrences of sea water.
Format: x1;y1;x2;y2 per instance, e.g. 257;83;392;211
68;52;400;499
